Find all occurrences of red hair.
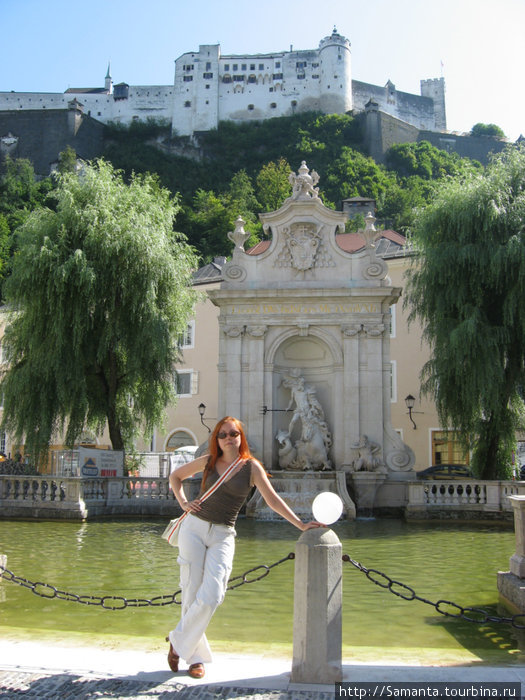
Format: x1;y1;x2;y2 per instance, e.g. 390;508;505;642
201;416;253;489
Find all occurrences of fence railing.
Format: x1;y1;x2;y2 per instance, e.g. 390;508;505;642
406;479;525;512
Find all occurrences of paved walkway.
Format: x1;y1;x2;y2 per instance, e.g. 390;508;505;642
1;640;525;699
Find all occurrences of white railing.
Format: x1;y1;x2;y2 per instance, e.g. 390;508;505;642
407;479;525;512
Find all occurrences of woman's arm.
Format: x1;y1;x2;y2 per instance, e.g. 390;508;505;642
169;455;209;514
251;461;321;531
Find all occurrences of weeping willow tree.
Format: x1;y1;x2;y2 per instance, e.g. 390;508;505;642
1;160;198;463
405;146;525;479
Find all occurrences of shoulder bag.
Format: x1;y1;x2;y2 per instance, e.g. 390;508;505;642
161;456;243;547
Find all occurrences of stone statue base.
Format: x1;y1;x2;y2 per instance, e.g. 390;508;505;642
245;470;355;520
350;472;387;516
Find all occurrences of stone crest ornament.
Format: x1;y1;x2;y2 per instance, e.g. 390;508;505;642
288;161;320;200
227;216;251;251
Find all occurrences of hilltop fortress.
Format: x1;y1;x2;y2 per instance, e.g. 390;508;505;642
0;29;446;136
1;29;510;174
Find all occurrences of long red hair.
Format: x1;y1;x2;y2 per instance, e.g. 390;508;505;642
201;416;253;489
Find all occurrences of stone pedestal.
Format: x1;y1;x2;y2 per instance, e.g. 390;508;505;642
498;495;525;612
291;528;342;684
245;470;355;520
350;472;386;515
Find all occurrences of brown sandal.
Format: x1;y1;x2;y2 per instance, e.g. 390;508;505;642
188;662;205;679
165;636;179;672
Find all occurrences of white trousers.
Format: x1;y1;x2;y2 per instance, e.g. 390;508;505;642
168;513;236;665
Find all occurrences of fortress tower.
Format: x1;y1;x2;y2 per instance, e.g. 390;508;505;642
420;77;446;131
319;28;352;114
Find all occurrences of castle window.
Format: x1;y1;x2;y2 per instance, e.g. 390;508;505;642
312;74;319;79
273;73;283;80
242;64;247;70
312;62;319;68
259;63;264;70
269;87;274;92
248;104;254;110
276;61;281;68
291;100;297;107
222;74;232;83
233;64;238;71
270;102;277;108
224;64;230;71
297;74;305;80
205;84;210;89
233;75;245;82
184;100;191;107
248;75;256;83
206;62;211;70
183;75;193;82
250;64;255;70
296;61;307;69
203;72;213;79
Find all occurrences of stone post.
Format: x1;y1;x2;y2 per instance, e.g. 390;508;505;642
509;496;525;578
291;528;342;684
497;495;525;612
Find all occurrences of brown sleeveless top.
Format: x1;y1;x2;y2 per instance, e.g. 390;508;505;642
194;460;253;527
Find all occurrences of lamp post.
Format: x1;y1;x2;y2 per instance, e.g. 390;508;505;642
405;394;417;430
198;403;212;433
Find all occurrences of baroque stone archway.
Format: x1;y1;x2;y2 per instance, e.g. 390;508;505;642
208;162;414;515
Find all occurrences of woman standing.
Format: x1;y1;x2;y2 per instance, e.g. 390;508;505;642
167;415;321;679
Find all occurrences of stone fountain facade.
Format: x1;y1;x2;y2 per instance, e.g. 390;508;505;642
208;162;415;518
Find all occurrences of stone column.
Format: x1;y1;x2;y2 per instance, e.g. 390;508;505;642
291;528;342;684
497;495;525;613
509;496;525;578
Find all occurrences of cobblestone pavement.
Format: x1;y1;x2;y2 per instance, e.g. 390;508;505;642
0;669;334;699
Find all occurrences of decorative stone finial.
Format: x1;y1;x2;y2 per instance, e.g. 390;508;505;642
288;161;320;200
361;212;381;248
227;216;251;251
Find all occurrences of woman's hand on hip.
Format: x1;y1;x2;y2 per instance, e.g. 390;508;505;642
182;499;202;513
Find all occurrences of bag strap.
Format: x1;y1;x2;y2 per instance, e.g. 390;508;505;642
176;456;244;528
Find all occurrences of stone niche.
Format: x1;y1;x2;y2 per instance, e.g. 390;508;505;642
208;162;415;518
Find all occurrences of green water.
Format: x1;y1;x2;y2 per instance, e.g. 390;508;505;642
0;518;523;665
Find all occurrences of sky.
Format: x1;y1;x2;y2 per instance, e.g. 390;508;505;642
2;0;524;141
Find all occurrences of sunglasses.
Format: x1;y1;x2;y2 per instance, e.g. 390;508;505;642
217;430;241;439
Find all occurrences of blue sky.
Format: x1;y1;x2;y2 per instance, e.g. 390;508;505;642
2;0;524;140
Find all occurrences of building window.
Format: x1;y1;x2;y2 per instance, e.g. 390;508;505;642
179;320;195;349
241;64;247;70
297;74;305;80
431;430;470;466
224;64;230;71
233;75;245;82
184;100;191;107
270;102;277;108
390;361;397;403
248;104;254;110
206;62;211;70
296;61;307;69
248;75;256;83
389;306;396;338
166;430;196;451
250;64;255;70
233;64;238;71
312;74;319;79
312;62;319;68
291;100;297;107
259;63;264;70
203;72;213;79
222;75;232;83
183;75;193;82
273;73;283;80
0;431;6;454
276;61;281;68
174;369;198;397
205;84;210;89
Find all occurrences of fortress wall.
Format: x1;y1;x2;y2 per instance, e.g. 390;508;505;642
0;109;105;176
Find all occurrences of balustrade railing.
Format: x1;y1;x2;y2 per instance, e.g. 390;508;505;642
406;479;525;512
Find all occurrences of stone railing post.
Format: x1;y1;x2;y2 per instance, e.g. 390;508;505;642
291;527;342;684
497;495;525;612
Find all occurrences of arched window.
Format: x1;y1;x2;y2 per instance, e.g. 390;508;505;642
166;430;196;451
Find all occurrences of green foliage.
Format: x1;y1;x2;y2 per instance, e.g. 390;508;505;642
385;141;481;180
56;145;78;174
255;158;292;212
471;123;506;139
0;159;198;463
405;146;525;478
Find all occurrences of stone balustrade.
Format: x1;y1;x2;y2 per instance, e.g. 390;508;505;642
0;475;183;520
1;474;523;521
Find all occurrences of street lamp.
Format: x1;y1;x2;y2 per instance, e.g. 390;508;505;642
198;403;212;433
405;394;417;430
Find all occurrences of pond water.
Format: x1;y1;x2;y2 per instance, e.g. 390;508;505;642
0;517;523;665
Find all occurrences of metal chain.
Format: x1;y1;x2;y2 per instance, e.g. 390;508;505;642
342;553;525;630
0;553;295;610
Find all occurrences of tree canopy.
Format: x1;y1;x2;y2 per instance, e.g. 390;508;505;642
405;146;525;478
0;160;198;462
